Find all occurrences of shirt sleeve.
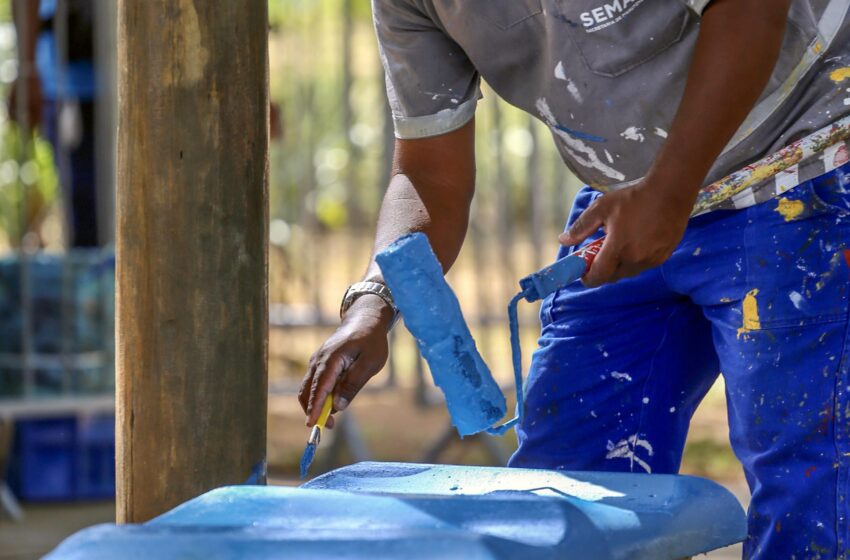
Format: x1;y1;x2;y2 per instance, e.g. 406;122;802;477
373;0;481;139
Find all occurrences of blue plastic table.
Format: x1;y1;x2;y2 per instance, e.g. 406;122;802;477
47;462;746;559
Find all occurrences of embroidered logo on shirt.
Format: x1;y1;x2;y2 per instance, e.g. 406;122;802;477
580;0;646;33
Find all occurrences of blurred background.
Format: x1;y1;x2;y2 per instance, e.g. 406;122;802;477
0;1;744;558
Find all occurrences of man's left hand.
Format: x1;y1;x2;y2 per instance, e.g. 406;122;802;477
558;179;695;287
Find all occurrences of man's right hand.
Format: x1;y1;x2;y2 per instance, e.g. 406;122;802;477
296;120;477;429
297;295;393;429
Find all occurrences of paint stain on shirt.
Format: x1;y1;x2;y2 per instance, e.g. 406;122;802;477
737;288;761;339
830;67;850;83
775;198;805;221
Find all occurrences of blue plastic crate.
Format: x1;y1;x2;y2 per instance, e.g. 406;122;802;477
76;415;116;499
8;415;115;502
0;249;115;398
9;417;77;501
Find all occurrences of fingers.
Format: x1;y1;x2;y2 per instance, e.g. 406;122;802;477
299;346;382;429
297;355;318;415
306;352;352;427
333;357;383;413
582;236;658;287
559;199;605;247
582;233;621;287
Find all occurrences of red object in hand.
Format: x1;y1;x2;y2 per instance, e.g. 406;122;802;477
575;237;605;275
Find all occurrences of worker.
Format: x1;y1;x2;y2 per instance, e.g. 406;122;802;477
299;1;850;557
9;0;99;247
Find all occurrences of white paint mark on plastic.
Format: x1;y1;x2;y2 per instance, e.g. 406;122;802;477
605;149;614;164
654;127;668;138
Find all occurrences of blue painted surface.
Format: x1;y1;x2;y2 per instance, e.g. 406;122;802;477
306;462;748;559
490;250;592;435
518;253;588;303
376;233;506;436
377;232;592;437
48;501;501;559
47;462;746;559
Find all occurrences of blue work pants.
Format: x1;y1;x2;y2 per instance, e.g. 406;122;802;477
511;165;850;559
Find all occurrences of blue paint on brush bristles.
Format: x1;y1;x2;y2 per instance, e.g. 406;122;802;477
377;232;594;437
299;443;317;479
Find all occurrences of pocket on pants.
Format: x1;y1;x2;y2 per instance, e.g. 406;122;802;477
741;181;850;330
811;162;850;217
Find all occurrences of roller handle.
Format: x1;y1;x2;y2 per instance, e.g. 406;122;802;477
518;237;605;302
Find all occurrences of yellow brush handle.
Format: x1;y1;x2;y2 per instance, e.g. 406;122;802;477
316;394;334;430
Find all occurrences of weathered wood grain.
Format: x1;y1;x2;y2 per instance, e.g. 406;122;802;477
116;0;269;523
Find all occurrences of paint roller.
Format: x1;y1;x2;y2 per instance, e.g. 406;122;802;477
376;232;604;437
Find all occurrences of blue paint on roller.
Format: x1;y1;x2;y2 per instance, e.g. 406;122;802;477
376;233;506;437
377;233;594;437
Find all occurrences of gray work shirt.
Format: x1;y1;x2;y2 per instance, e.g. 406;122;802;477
373;0;850;213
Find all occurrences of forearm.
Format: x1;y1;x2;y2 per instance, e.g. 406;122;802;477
648;0;792;203
363;174;471;281
12;0;40;68
346;122;476;325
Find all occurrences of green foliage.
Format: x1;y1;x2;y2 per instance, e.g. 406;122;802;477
0;122;59;246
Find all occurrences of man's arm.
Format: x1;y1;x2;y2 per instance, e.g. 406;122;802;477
9;0;42;128
561;0;794;286
298;120;476;427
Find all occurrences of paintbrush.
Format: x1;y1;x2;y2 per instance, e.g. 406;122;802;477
300;394;333;479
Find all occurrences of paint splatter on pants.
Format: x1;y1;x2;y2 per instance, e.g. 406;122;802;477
510;164;850;559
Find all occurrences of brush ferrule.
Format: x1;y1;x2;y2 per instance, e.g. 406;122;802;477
308;425;321;446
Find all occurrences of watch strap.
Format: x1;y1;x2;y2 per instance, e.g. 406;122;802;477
340;281;398;324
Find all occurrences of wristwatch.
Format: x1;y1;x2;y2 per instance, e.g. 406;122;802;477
340;281;399;327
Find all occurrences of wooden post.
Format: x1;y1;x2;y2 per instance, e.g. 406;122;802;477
116;0;269;523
